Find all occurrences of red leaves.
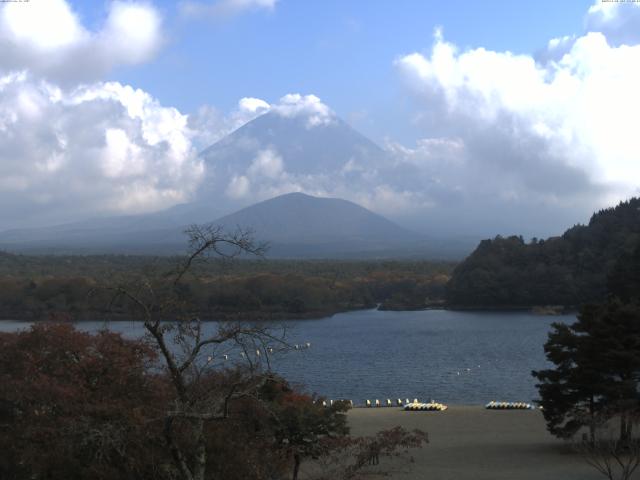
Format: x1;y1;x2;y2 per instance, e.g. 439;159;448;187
0;323;167;479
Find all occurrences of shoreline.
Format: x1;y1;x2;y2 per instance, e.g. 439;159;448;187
0;303;577;323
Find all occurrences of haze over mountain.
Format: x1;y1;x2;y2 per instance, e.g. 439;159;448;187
0;106;477;258
1;1;639;245
0;192;461;258
212;192;425;257
202;110;386;176
192;107;390;215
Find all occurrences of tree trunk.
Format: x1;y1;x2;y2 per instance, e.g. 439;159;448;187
164;417;194;480
194;418;207;480
292;453;301;480
589;395;596;446
620;414;631;446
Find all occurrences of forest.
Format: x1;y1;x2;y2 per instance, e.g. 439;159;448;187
446;198;640;308
0;253;452;321
2;198;639;321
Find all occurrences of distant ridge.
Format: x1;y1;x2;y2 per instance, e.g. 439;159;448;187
211;192;424;257
446;197;640;307
0;192;433;258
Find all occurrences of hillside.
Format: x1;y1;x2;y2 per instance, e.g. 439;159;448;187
446;198;640;307
0;192;433;258
213;192;424;257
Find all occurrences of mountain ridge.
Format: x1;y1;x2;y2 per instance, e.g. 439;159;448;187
446;197;640;307
0;192;438;258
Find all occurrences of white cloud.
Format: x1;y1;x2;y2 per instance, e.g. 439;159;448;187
226;174;251;199
188;96;271;149
395;26;640;212
585;0;640;46
0;0;162;85
188;93;334;152
248;148;284;179
224;148;284;199
271;93;335;128
180;0;277;19
0;73;203;227
238;96;271;114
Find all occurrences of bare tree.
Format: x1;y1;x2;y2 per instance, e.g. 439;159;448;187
311;427;428;480
576;417;640;480
101;224;290;480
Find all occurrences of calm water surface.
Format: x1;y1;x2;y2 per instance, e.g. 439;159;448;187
0;309;574;405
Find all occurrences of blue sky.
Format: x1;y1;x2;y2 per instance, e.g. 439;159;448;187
99;0;593;144
0;0;638;234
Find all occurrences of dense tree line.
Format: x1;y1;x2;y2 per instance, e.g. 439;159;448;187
446;198;640;307
0;257;451;321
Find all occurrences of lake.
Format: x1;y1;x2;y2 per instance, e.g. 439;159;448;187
0;309;573;405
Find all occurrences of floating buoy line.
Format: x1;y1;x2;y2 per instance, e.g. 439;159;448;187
204;341;313;363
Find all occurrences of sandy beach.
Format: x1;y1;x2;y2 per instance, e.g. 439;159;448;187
346;406;603;480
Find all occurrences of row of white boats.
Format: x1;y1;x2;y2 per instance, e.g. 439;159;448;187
318;398;537;411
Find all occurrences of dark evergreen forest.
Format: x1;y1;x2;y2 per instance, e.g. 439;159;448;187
446;198;640;307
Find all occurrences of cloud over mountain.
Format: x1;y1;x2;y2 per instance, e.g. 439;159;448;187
394;1;640;227
0;0;196;228
0;73;203;228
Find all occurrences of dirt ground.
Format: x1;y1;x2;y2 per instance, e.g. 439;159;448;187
344;406;606;480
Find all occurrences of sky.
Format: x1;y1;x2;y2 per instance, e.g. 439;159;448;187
0;0;639;236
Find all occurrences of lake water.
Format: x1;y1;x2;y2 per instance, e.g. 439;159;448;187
0;309;574;405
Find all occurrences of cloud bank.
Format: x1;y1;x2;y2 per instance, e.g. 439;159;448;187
205;1;640;237
0;0;162;85
0;73;203;227
390;2;640;232
0;1;206;228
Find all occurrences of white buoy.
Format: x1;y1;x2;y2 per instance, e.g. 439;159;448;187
268;347;274;354
256;349;260;356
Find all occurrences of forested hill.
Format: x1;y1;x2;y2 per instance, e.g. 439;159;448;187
446;198;640;308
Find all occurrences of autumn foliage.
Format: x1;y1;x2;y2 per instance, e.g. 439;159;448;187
0;323;167;479
0;323;427;480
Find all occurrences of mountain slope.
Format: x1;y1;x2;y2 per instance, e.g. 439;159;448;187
0;192;429;258
199;111;386;177
212;192;423;257
194;111;389;209
446;197;640;307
